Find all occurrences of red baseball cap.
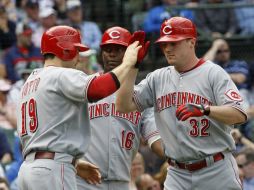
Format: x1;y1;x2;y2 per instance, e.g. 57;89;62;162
100;26;131;47
155;17;197;43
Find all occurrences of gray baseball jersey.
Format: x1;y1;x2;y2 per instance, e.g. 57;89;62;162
133;60;247;162
17;66;95;158
77;93;160;190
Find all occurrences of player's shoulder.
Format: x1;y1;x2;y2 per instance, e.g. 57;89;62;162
203;60;217;67
202;60;231;78
142;66;172;85
147;66;171;77
38;67;87;81
203;60;226;71
56;67;87;76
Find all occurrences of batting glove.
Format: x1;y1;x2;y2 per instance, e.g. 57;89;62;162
128;30;150;67
176;103;210;121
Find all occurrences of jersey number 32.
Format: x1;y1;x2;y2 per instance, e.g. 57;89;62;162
20;98;38;136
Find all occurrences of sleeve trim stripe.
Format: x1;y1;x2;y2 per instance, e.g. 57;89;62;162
144;131;160;141
133;92;143;112
148;135;161;148
84;76;97;101
109;72;120;89
231;105;248;121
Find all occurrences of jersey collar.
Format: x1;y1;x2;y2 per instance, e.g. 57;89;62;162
180;58;205;74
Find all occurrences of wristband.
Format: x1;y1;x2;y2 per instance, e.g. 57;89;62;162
203;105;210;116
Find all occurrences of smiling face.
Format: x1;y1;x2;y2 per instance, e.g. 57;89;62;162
101;44;127;72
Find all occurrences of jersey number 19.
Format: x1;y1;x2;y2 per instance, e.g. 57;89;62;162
20;98;38;136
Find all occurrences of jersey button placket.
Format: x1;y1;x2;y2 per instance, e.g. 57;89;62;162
111;118;118;156
176;74;185;158
179;76;183;88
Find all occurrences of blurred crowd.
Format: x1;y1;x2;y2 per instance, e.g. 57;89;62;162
0;0;254;190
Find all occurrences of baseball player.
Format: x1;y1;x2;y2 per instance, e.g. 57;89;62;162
16;25;145;190
76;26;164;190
116;17;247;190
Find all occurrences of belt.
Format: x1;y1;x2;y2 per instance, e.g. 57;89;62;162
27;151;77;167
167;152;224;172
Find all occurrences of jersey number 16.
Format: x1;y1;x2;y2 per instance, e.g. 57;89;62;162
121;130;135;150
20;98;38;136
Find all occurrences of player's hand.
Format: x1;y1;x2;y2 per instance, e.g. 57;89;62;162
122;41;142;68
176;103;210;121
76;160;101;185
128;30;150;67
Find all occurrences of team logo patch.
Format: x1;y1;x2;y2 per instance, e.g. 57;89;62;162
109;30;120;39
225;89;243;101
162;24;172;35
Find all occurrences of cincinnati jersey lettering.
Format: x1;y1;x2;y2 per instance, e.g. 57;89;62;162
156;91;213;112
89;103;141;125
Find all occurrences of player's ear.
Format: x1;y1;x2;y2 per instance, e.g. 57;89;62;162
189;38;196;49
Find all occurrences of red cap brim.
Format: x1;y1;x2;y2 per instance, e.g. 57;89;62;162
155;35;192;43
74;43;89;51
100;40;128;47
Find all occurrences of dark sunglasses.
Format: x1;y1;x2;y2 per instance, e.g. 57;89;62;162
238;162;250;168
217;49;230;54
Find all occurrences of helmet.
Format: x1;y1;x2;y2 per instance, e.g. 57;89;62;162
155;17;197;43
41;25;89;61
100;26;131;47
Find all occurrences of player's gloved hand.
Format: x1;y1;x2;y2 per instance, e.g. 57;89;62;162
176;103;210;121
76;159;101;185
128;30;150;68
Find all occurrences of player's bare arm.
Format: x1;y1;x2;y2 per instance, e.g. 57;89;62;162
116;31;150;113
110;41;141;83
87;41;141;102
208;106;246;125
116;68;139;113
151;139;166;159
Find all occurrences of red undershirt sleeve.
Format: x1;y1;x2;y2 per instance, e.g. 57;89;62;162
87;72;120;102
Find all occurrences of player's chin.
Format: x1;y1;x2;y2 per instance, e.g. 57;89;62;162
106;63;119;71
165;55;175;62
166;59;176;65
